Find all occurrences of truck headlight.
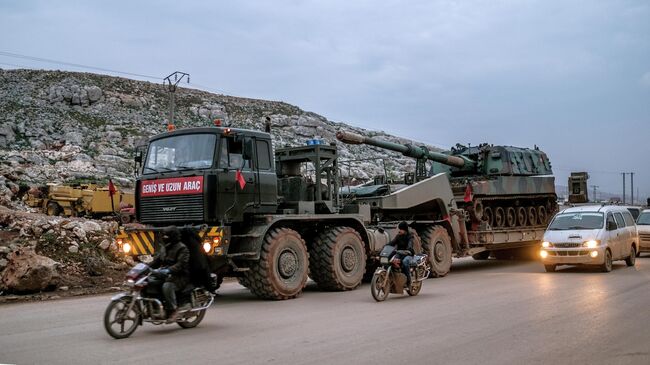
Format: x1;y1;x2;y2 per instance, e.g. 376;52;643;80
122;242;132;254
203;242;212;253
542;241;552;248
583;240;599;248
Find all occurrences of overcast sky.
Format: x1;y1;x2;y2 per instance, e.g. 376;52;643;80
1;0;649;201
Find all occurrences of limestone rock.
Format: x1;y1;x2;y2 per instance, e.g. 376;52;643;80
1;249;60;293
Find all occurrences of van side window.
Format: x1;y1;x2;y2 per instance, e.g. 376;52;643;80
622;212;635;227
256;140;272;170
606;213;617;229
613;213;625;229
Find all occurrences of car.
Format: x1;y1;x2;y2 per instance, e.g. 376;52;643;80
622;205;643;221
636;209;650;257
540;204;639;272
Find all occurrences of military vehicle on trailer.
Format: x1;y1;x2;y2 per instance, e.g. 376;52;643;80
336;130;557;262
116;125;470;299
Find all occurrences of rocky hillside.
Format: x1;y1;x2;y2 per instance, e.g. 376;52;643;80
0;69;436;200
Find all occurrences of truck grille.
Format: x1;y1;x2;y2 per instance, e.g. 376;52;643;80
553;242;583;248
140;195;204;223
639;233;650;244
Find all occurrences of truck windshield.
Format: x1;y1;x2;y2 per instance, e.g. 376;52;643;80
547;212;604;230
144;134;216;173
637;212;650;225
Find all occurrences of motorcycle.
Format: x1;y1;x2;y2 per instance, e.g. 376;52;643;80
103;263;214;339
371;245;430;302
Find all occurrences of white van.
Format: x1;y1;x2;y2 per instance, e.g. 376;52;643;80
540;205;639;272
636;209;650;255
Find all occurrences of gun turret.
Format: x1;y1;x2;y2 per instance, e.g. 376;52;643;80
336;130;475;170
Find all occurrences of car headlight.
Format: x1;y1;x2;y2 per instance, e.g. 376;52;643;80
583;240;599;248
542;241;552;248
540;250;548;258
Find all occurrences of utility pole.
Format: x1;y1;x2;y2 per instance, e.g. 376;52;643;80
630;172;634;205
163;71;190;129
591;185;599;202
621;173;626;204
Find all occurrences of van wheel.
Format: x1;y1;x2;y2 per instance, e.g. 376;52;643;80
625;247;636;267
601;249;612;272
544;265;556;272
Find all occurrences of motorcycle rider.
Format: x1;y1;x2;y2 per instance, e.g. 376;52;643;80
150;226;190;322
389;221;415;286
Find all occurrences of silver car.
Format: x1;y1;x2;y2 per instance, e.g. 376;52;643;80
540;205;639;272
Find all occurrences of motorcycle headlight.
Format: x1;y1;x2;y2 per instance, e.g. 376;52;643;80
125;279;135;287
583;240;599;248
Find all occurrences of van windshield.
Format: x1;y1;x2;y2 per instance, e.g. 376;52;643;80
547;212;604;230
637;212;650;225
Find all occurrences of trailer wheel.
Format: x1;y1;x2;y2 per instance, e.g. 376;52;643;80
420;226;452;278
46;202;61;216
244;228;309;300
310;227;366;291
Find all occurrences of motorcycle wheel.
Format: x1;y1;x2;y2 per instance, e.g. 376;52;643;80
407;280;422;296
370;270;390;302
104;298;140;339
177;309;207;329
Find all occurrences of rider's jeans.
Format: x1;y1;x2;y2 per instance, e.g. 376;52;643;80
401;256;413;284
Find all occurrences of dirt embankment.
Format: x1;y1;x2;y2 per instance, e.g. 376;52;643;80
0;206;132;303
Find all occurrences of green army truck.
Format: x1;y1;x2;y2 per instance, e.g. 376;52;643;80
116;126;467;299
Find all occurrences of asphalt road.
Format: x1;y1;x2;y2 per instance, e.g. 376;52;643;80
2;257;650;365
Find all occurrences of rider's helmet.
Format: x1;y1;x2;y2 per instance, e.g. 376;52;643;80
162;226;181;247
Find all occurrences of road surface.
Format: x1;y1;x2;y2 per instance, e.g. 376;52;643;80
1;257;650;365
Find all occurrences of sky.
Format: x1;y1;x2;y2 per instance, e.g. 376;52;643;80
1;0;649;202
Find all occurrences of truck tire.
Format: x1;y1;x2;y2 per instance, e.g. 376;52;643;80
237;276;251;288
309;227;366;291
46;202;61;216
244;228;309;300
420;226;452;278
472;251;490;260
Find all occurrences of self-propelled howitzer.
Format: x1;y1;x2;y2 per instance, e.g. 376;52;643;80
336;130;557;232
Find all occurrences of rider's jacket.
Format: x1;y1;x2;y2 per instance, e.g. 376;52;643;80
389;233;415;256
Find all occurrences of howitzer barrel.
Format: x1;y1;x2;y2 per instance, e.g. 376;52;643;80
336;130;470;169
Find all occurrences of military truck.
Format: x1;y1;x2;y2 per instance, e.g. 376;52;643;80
568;172;589;203
26;183;135;221
116;125;473;299
336;130;557;262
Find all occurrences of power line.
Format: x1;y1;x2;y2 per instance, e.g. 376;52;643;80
0;50;238;98
0;50;161;81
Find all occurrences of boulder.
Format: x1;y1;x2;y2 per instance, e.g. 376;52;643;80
82;221;102;232
85;86;102;102
1;249;60;293
98;239;111;250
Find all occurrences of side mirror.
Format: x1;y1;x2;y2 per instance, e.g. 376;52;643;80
134;152;142;164
607;221;617;231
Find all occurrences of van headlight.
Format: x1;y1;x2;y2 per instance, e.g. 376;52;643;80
542;241;552;248
583;240;599;248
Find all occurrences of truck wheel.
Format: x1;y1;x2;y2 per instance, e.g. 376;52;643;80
237;276;251;288
244;228;309;300
310;227;366;291
472;251;490;260
46;202;61;216
420;226;452;278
